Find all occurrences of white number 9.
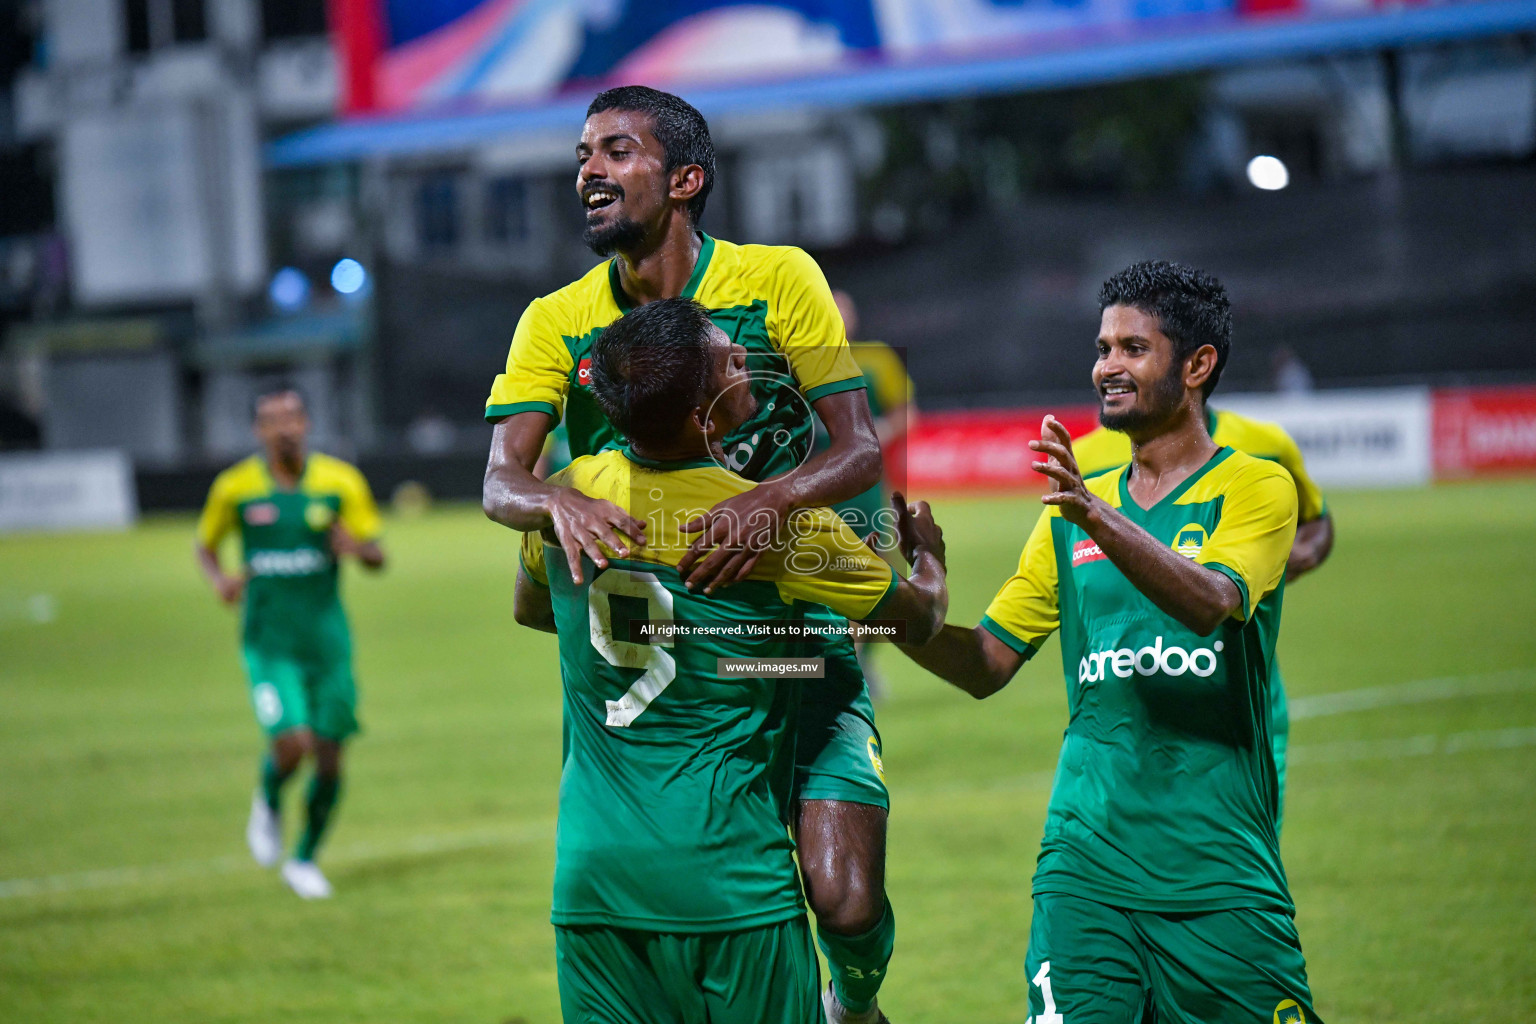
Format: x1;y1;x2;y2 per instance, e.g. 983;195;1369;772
588;569;677;728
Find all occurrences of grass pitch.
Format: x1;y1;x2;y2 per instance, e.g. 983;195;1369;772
2;481;1534;1023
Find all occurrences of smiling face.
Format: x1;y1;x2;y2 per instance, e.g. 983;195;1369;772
576;108;672;256
1093;304;1191;435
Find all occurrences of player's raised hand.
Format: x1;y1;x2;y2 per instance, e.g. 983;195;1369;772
890;492;946;569
677;485;791;594
1030;415;1096;527
547;487;647;585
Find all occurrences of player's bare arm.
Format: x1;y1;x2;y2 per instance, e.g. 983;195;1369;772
677;387;882;590
900;623;1024;700
483;410;647;585
195;542;244;605
512;563;557;634
1287;513;1334;581
330;526;386;570
1032;415;1242;635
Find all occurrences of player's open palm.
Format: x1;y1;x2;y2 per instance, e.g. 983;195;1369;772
547;487;647;584
1031;415;1095;527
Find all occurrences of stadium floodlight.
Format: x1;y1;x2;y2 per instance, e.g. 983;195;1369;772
269;267;311;311
331;258;368;295
1246;155;1289;191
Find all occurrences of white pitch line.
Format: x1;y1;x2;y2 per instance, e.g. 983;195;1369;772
1289;667;1535;721
0;819;552;901
1289;725;1536;765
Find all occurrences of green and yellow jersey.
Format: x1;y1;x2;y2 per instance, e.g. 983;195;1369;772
197;454;382;652
521;446;897;932
485;233;864;481
850;340;914;422
982;448;1299;913
1074;408;1327;522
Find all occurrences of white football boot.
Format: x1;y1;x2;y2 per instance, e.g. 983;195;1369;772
281;859;333;899
245;793;282;868
823;984;889;1024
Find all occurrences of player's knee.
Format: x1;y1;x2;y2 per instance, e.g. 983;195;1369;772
273;727;313;768
808;871;882;935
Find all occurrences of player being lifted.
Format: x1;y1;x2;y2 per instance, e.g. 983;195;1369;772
1073;385;1333;830
483;87;899;1022
899;262;1324;1022
512;299;948;1024
196;387;385;899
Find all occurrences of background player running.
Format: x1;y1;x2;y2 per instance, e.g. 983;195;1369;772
195;387;385;899
482;87;900;1022
1074;398;1333;829
511;298;947;1024
898;261;1325;1022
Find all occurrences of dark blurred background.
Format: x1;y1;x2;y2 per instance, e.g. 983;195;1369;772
1;0;1533;504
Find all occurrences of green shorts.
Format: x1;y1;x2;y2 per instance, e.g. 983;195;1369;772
1026;893;1322;1024
242;643;359;742
794;620;888;809
555;916;821;1024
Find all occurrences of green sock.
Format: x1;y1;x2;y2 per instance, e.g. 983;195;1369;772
817;897;895;1014
295;773;342;862
260;754;294;812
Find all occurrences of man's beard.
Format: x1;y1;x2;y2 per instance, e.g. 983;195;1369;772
583;213;647;256
1099;362;1186;434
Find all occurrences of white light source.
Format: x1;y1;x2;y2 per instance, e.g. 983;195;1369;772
1246;155;1289;191
269;267;310;311
331;258;367;295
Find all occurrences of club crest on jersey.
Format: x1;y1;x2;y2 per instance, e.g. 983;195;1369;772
867;737;886;784
1274;998;1307;1024
1173;523;1208;559
1072;538;1107;566
243;502;278;526
576;358;593;387
304;501;335;531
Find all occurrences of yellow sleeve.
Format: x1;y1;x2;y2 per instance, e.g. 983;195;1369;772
1073;427;1134;480
1269;429;1327;522
1197;466;1298;620
485;297;574;422
337;465;383;542
981;508;1060;655
767;247;865;402
195;472;236;550
519;528;550;587
856;343;914;414
772;508;899;621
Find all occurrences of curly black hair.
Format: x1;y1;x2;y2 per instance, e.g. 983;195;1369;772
587;86;716;225
1098;260;1232;398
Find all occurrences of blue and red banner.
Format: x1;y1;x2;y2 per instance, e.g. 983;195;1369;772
330;0;1536;116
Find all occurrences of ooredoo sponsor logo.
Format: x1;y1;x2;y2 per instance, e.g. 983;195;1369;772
1072;539;1106;565
1078;636;1224;684
249;548;329;577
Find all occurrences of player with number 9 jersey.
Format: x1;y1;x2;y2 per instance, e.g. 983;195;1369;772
512;298;948;1024
521;448;899;934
